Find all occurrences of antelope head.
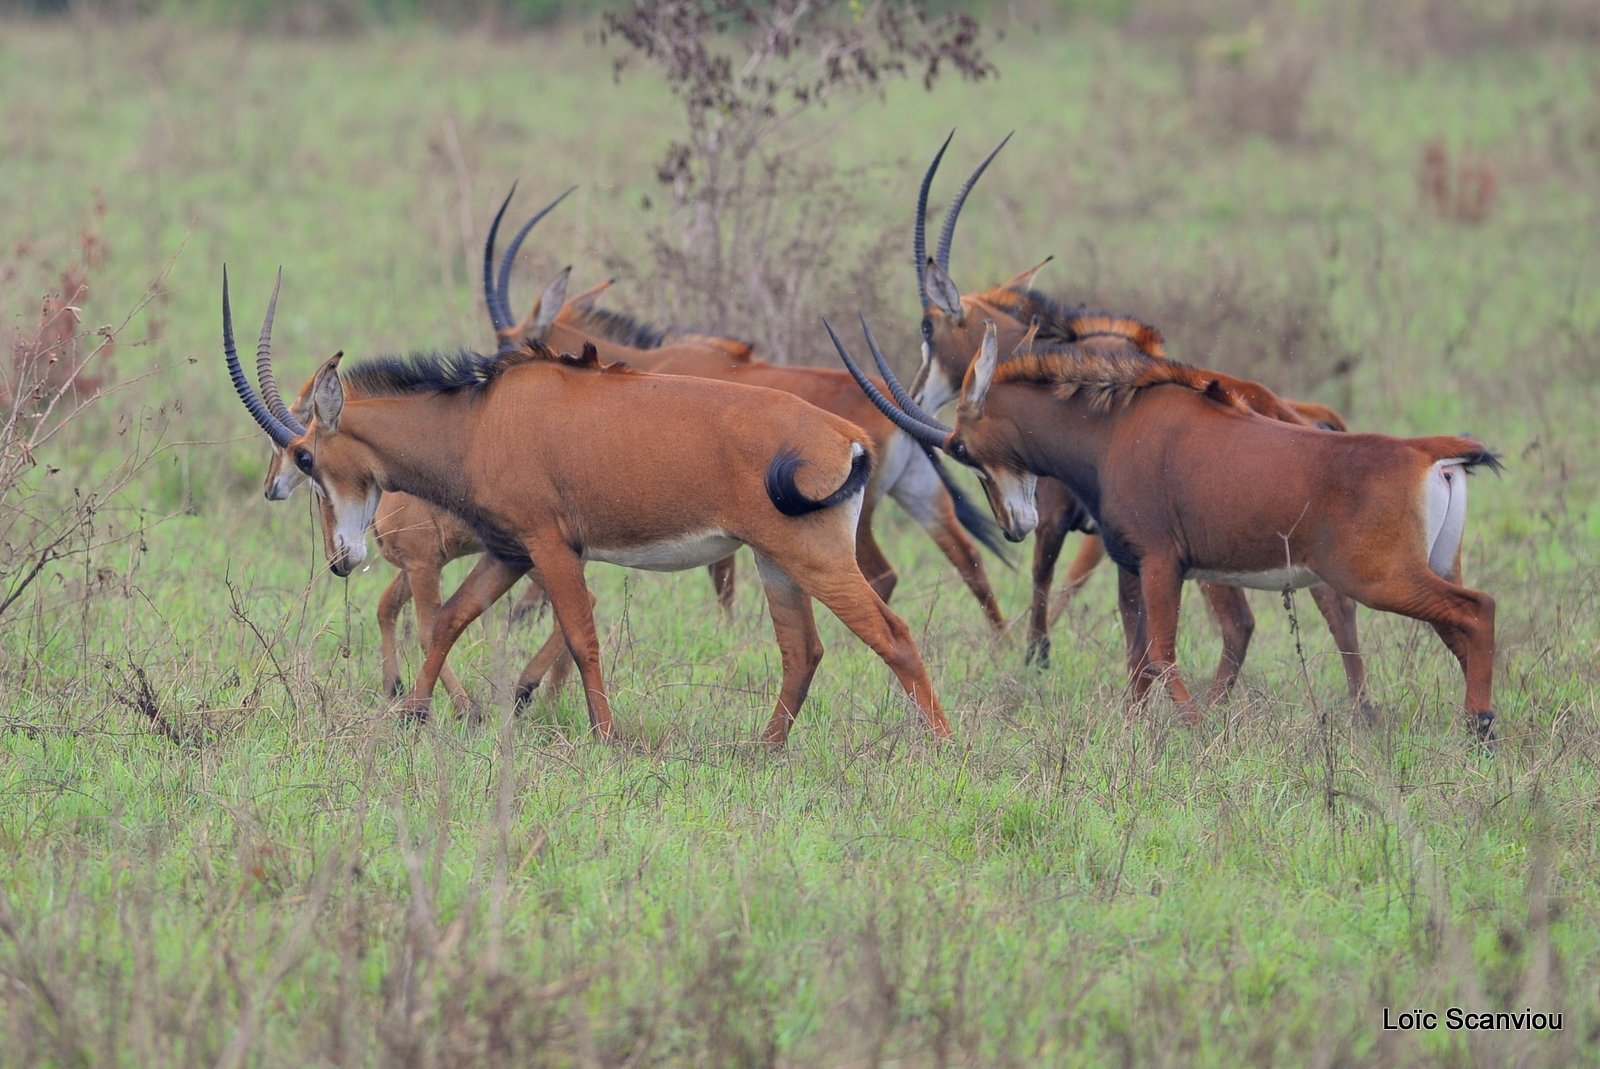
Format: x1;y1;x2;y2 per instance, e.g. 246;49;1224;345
223;270;377;575
830;315;1037;542
909;132;1037;414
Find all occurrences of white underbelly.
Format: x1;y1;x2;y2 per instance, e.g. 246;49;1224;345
585;531;740;572
1187;565;1321;591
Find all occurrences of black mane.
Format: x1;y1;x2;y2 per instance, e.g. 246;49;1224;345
985;286;1163;353
567;306;668;350
343;346;536;398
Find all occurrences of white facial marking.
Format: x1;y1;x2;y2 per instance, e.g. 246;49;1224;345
993;469;1039;538
327;483;379;570
265;452;307;501
918;363;958;415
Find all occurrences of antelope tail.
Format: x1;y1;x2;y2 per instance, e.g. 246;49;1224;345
1415;436;1504;475
921;445;1015;567
766;442;873;517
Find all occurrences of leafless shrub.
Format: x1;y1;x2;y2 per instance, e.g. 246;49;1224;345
603;0;992;359
0;208;174;630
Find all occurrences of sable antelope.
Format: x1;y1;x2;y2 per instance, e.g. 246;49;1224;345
249;274;564;707
482;189;1011;633
906;136;1371;713
834;317;1501;739
224;271;950;745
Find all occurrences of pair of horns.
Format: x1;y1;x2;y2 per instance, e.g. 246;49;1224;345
913;131;1012;310
223;266;306;449
483;183;576;339
827;314;953;451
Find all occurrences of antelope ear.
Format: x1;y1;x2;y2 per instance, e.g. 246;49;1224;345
1004;255;1054;291
311;351;345;431
531;266;572;336
571;276;615;312
925;258;964;321
1011;316;1041;358
963;322;1000;413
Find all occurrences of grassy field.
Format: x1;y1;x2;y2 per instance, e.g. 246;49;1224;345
3;7;1599;1066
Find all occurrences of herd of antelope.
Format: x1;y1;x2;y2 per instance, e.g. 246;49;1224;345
224;135;1503;746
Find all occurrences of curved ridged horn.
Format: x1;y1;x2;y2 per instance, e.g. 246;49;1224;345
858;311;944;427
223;267;296;449
825;318;951;450
935;132;1012;273
856;313;954;432
495;185;577;330
914;131;954;311
253;267;305;436
483;182;519;333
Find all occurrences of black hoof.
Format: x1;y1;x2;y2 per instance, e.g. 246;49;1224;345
398;701;431;725
513;680;542;712
388;679;406;699
1474;710;1497;740
1023;637;1050;669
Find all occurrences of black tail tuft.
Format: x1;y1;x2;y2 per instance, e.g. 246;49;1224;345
767;444;873;517
1461;449;1504;476
923;446;1016;568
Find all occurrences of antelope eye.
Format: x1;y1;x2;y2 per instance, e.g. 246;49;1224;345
949;440;970;465
921;317;934;341
294;448;314;474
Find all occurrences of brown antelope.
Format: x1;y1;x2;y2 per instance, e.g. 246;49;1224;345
223;270;950;745
906;136;1371;714
834;316;1502;739
249;272;565;707
481;189;1012;633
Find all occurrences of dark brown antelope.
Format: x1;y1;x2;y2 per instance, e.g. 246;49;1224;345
224;270;950;745
834;316;1502;739
906;136;1371;715
481;188;1011;633
249;273;563;707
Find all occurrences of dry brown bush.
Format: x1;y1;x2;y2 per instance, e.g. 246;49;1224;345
603;0;992;360
0;205;172;627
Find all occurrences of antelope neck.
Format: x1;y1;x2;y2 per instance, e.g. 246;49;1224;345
988;383;1115;514
338;392;480;512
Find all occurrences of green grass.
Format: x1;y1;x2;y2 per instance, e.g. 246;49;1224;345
3;10;1599;1066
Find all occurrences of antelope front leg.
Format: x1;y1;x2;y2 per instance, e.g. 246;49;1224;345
1047;536;1106;629
526;541;613;739
1116;565;1150;700
507;577;549;624
1025;508;1072;667
708;555;737;615
1199;583;1255;704
1307;582;1374;721
915;500;1006;633
407;562;472;712
1137;558;1199;722
513;590;591;709
376;570;411;698
402;556;526;723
